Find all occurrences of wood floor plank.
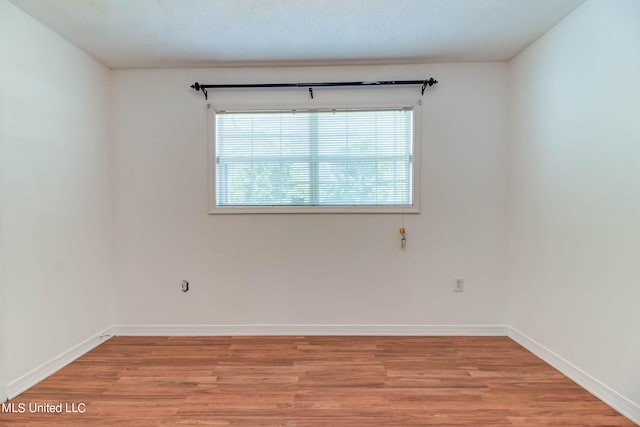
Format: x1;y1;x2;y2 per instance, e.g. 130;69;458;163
0;336;635;426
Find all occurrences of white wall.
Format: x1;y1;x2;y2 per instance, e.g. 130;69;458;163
0;54;6;399
509;0;640;410
111;63;509;327
0;0;114;396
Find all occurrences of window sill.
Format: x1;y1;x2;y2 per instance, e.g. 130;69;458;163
208;205;420;215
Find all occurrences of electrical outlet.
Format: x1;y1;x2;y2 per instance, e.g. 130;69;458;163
181;280;189;293
454;278;464;292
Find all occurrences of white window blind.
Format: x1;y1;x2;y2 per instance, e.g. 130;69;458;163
214;107;414;209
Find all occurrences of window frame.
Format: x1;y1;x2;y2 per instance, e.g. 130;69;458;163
207;100;422;214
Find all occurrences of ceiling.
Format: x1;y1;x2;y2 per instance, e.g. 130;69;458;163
10;0;585;69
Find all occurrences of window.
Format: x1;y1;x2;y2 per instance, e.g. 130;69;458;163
209;106;420;213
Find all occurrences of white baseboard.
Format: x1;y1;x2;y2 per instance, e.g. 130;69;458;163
508;327;640;425
6;327;114;400
112;323;508;336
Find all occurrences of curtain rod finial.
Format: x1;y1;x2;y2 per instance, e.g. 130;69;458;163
421;77;438;95
191;82;208;99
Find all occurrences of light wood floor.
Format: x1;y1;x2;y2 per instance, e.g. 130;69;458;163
1;336;635;426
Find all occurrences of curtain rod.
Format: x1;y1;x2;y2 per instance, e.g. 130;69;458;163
190;78;438;100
